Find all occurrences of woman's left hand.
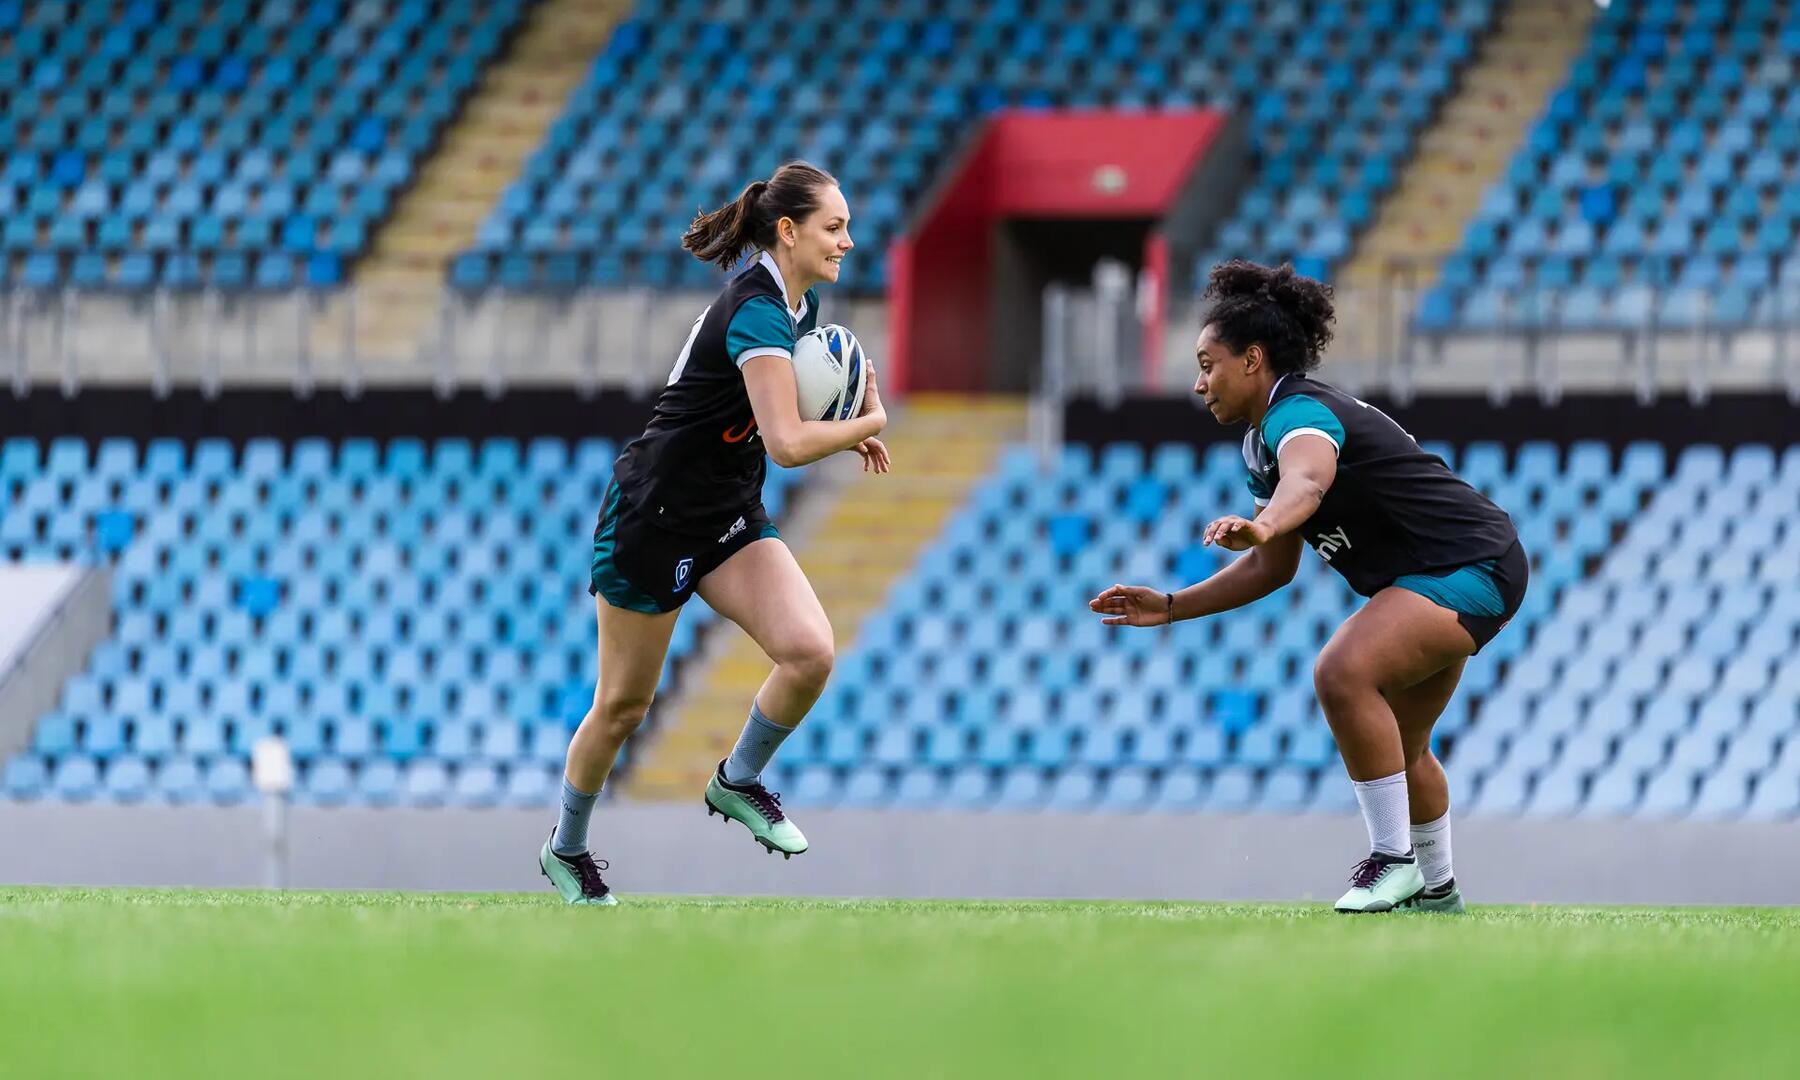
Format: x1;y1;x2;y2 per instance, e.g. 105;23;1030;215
854;437;891;474
1203;515;1273;550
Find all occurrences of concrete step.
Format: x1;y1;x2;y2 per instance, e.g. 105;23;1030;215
1340;0;1595;283
343;0;633;351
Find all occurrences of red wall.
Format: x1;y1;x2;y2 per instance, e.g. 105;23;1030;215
888;110;1227;393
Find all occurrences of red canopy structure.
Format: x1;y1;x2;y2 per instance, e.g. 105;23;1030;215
886;109;1245;393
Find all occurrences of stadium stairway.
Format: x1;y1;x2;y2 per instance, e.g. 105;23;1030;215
338;0;630;361
621;395;1028;800
1341;0;1594;289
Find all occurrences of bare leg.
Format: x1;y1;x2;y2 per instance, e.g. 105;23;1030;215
1313;588;1477;782
697;538;835;726
1388;659;1466;824
563;595;680;793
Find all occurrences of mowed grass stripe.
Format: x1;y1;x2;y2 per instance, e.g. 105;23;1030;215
2;889;1797;1079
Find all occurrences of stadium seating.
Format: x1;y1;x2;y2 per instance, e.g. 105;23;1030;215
762;438;1799;821
4;434;1796;821
0;0;524;289
1451;442;1800;820
0;434;805;807
456;0;1498;293
1429;0;1800;329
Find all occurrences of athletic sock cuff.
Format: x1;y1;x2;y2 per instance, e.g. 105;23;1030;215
1351;771;1407;792
1411;812;1451;835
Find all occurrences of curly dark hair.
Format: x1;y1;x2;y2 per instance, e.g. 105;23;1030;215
1201;260;1336;375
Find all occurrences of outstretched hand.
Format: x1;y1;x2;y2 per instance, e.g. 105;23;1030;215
1088;583;1171;627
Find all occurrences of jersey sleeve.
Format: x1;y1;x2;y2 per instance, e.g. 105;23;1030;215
725;295;797;368
1242;430;1276;507
1261;395;1345;457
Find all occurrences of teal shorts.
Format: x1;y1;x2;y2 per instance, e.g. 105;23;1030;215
1390;540;1528;653
589;481;780;614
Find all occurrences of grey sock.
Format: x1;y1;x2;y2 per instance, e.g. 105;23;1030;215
551;777;599;857
722;700;795;785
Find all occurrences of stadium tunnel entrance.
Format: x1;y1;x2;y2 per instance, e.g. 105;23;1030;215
888;109;1248;394
992;216;1157;393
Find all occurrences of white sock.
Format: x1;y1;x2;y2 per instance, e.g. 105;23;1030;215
1351;771;1412;857
1411;812;1454;888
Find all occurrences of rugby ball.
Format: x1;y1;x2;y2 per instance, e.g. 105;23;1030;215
790;324;868;422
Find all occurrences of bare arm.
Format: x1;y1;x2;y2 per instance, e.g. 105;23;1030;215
1171;511;1302;621
1090;506;1301;627
741;354;887;468
1249;435;1337;540
1200;435;1338;550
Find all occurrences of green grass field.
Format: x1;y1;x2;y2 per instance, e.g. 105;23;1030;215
2;889;1797;1078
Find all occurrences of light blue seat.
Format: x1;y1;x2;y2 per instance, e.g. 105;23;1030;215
152;757;203;804
891;767;944;809
789;765;839;807
1583;769;1643;817
452;763;501;807
1204;767;1258;813
403;760;450;806
203;758;250;804
101;758;151;802
360;760;403;806
500;763;554;806
838;765;891;808
3;755;50;799
1743;774;1800;822
942;764;993;809
1258;767;1312;812
1155;768;1207;810
304;759;353;806
1689;773;1749;821
993;767;1047;809
1045;767;1099;810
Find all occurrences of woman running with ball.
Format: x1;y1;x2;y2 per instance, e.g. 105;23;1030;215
1090;261;1526;914
540;162;889;905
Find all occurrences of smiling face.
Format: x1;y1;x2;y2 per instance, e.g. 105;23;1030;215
777;183;853;288
1192;322;1268;424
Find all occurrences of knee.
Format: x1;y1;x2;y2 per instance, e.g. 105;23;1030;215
587;691;655;744
779;632;835;692
1313;646;1374;714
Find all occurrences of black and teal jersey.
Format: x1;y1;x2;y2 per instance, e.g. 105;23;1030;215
1242;374;1518;597
612;251;820;536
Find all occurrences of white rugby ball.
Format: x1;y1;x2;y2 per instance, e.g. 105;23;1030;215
790;324;868;422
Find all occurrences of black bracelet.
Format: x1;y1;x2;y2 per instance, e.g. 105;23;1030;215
1164;591;1176;624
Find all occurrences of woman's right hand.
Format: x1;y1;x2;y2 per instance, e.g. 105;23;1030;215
1088;584;1173;627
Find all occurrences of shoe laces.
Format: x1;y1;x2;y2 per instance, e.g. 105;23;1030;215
564;851;611;897
1349;855;1393;889
740;782;786;823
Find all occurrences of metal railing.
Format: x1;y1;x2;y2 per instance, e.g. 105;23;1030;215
5;279;1799;408
1037;276;1800;422
0;285;726;399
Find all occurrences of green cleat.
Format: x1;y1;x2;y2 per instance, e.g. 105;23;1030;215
704;761;808;858
538;830;619;906
1334;852;1425;913
1402;879;1467;914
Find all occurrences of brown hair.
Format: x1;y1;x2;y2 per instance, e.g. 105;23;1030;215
681;161;839;268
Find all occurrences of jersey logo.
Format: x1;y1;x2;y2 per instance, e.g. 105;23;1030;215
722;418;758;443
718;516;747;544
674;558;694;591
1312;526;1353;562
